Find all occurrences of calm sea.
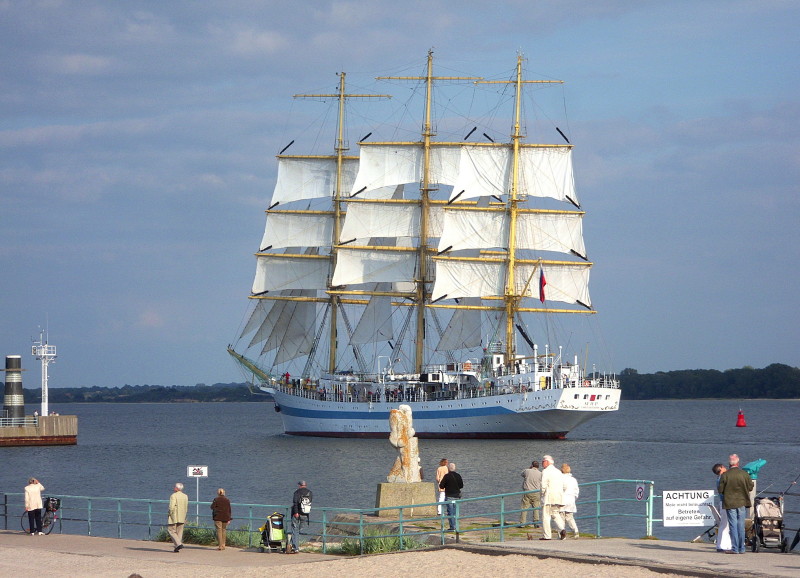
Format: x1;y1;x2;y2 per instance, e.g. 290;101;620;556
2;399;798;540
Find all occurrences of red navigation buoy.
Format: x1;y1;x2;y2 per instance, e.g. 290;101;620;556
736;409;747;427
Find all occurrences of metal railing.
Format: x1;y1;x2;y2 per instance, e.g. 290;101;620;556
0;416;39;427
1;480;655;552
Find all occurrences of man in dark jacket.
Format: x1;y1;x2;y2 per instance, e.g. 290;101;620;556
718;453;754;554
438;463;464;531
289;480;312;553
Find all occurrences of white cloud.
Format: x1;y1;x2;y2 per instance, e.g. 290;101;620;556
51;53;114;75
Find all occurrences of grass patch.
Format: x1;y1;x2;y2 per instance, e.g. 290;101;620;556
152;522;254;548
326;526;429;555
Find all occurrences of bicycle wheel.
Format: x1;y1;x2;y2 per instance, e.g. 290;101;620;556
21;512;31;534
42;511;55;535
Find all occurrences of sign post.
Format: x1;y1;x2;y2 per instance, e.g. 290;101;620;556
187;465;209;523
662;490;715;527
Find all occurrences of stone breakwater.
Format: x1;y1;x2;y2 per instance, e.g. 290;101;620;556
0;415;77;446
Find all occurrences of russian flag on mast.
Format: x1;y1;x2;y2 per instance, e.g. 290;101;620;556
539;267;546;303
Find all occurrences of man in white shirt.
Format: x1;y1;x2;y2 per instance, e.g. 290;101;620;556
539;455;566;540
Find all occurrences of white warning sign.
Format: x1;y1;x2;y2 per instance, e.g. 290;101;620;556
662;490;715;527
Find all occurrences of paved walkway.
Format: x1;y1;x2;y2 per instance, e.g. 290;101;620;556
458;537;800;577
0;529;797;577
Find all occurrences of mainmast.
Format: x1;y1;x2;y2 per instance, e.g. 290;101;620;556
478;55;563;363
294;75;390;374
377;49;480;373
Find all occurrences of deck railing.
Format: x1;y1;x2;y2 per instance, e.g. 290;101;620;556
1;479;655;552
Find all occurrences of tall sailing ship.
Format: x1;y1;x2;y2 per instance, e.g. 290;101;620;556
229;52;620;438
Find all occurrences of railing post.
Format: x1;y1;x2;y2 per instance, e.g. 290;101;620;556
455;500;460;542
646;482;654;537
117;500;122;538
147;501;153;538
87;499;92;536
3;494;7;531
247;506;254;547
595;484;601;538
499;496;505;542
321;509;328;554
398;506;404;550
359;511;364;555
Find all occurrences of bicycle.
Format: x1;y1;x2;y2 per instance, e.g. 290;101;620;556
21;497;61;535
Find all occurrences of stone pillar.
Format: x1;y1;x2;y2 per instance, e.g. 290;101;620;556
3;355;25;419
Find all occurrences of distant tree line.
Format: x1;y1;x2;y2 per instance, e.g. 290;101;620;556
618;363;800;399
8;364;800;402
18;382;263;403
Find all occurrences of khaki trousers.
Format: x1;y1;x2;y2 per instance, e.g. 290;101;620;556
214;520;228;549
167;522;185;547
520;492;541;524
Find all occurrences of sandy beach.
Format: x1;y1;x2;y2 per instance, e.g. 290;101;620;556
2;529;796;578
0;544;681;578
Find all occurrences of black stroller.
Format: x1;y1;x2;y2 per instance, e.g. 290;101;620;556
258;512;286;553
750;496;788;552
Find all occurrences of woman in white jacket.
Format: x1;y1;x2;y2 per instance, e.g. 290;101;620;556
561;464;580;538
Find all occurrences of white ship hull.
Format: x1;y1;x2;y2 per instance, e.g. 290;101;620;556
263;385;620;439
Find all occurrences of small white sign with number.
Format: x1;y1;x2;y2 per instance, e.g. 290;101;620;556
636;484;646;501
187;465;209;478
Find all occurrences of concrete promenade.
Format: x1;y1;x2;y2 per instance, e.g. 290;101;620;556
0;529;797;577
456;538;800;577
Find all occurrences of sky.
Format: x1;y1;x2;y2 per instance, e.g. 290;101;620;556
1;1;798;389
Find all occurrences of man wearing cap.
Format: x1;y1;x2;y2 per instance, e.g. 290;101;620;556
289;480;312;553
540;455;566;540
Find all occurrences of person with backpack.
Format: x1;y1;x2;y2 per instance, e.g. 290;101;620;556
289;480;312;553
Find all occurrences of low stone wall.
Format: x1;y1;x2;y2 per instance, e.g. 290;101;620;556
375;482;437;518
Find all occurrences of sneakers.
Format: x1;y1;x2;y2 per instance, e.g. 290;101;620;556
559;529;567;540
38;532;44;535
573;534;580;539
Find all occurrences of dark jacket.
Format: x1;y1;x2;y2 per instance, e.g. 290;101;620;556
210;495;232;522
439;471;464;499
718;466;754;509
291;486;313;517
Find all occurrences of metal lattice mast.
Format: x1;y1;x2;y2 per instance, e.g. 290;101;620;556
32;330;56;417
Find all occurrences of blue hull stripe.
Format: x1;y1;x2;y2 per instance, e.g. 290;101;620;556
276;403;516;421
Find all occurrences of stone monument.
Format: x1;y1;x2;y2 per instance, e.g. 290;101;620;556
375;404;437;517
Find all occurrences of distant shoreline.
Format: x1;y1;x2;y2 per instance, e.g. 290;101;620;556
10;363;799;402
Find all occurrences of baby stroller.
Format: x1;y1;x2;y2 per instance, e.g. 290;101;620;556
750;496;788;552
258;512;286;553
